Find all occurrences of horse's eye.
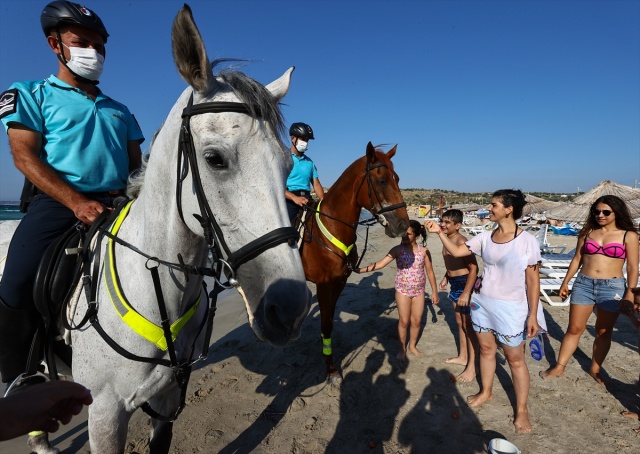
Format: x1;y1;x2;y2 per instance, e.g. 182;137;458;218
377;178;387;185
204;152;226;169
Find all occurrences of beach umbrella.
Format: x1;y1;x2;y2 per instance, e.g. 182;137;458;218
522;194;563;216
452;203;486;212
476;209;490;219
545;180;640;222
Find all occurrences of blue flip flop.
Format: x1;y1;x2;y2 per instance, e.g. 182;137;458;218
529;333;545;361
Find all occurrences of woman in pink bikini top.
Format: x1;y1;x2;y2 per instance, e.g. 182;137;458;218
541;194;638;383
582;232;628;259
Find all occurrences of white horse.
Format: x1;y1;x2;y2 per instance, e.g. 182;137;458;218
12;5;311;453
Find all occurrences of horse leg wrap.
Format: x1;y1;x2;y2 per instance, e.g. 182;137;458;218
321;335;332;356
0;297;38;384
27;431;59;454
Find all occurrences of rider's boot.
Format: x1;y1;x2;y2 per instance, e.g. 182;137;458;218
0;296;37;386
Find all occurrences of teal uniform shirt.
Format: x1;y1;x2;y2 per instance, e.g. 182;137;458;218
286;153;319;192
0;75;144;192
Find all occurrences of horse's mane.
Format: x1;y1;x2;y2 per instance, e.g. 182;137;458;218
127;60;285;197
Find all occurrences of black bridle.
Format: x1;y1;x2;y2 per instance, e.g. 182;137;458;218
357;159;407;222
306;157;407;268
177;93;298;280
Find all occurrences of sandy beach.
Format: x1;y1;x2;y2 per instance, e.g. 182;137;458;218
2;217;639;453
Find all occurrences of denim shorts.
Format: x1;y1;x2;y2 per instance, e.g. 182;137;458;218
570;273;626;313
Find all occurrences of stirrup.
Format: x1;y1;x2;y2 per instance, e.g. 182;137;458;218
4;371;49;397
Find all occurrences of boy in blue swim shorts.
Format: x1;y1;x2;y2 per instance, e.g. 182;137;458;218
438;210;479;382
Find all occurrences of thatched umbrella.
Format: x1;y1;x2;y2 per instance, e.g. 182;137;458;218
522;194;563;216
452;203;486;212
545;180;640;222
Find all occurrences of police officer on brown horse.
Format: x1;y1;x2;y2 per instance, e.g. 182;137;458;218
284;122;324;225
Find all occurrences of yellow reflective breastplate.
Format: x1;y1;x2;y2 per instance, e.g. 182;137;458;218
315;200;355;256
103;200;201;351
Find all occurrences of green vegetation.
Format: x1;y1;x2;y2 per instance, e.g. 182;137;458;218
400;189;577;206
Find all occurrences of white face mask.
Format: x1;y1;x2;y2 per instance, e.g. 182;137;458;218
62;43;104;81
295;140;308;153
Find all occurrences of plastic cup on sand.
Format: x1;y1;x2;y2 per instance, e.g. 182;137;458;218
488;438;521;454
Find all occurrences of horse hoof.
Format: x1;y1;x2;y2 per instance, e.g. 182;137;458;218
326;373;342;387
27;432;60;454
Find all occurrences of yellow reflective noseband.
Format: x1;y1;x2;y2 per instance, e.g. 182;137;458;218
104;200;200;351
315;200;354;256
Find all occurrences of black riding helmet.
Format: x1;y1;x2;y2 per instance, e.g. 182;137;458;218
41;1;109;42
289;122;315;140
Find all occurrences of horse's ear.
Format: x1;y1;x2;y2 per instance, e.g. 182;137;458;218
171;4;217;94
265;67;294;102
387;145;397;159
366;142;376;161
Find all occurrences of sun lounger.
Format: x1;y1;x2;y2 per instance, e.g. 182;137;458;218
539;268;567;279
540;277;575;307
540;257;572;269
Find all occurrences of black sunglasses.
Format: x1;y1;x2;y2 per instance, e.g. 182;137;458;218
592;209;612;216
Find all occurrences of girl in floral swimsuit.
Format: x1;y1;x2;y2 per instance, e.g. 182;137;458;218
357;220;439;361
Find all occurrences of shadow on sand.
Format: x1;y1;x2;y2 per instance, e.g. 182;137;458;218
189;271;497;452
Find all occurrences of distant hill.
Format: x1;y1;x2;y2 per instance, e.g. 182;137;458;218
399;189;578;207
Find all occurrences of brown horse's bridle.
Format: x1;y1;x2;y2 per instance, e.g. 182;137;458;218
308;156;407;265
358;159;407;225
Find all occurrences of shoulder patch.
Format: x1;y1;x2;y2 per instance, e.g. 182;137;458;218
0;89;18;118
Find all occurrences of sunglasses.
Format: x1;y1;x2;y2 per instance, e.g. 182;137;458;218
592;209;612;216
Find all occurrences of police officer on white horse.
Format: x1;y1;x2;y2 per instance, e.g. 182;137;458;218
0;0;143;400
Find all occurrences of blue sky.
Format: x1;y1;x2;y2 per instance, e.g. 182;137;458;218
0;0;638;201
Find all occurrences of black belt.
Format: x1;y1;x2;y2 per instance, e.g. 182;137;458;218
288;189;311;197
82;189;126;198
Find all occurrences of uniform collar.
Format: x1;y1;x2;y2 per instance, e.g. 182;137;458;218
46;74;106;100
291;152;310;161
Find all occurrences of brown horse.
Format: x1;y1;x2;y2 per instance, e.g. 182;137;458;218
299;142;410;377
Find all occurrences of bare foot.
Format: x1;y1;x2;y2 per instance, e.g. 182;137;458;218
588;370;605;385
408;347;422;358
622;411;639;420
514;408;533;433
457;368;476;383
467;392;492;407
539;365;565;379
396;351;407;362
444;356;467;366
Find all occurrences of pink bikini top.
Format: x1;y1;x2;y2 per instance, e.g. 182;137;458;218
582;231;628;259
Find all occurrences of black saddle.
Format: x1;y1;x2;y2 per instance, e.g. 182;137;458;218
29;222;85;370
33;222;85;336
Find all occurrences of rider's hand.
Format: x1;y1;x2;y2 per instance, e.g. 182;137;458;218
294;195;308;207
73;199;106;224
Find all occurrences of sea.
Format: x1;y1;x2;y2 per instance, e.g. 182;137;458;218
0;202;24;221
